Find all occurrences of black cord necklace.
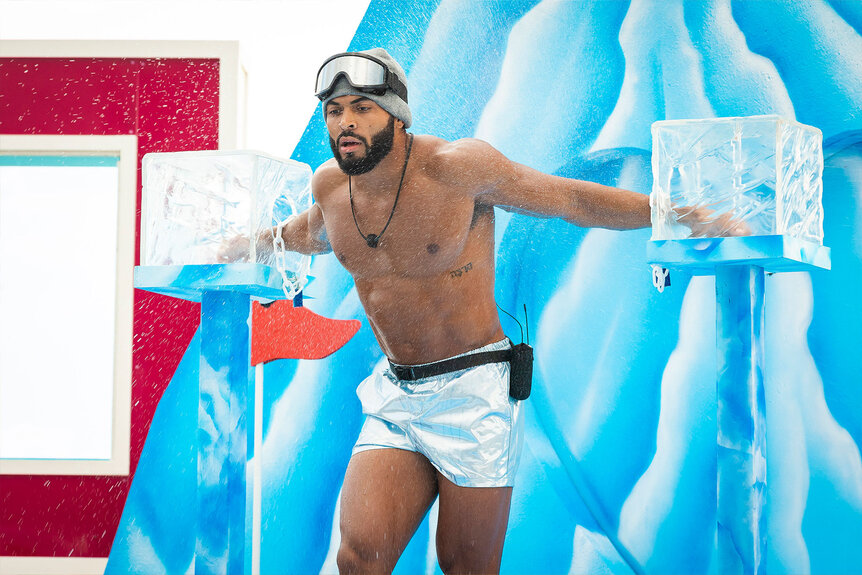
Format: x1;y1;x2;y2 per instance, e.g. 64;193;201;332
349;133;414;248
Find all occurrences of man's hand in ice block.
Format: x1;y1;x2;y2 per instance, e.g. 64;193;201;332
217;234;250;263
217;232;274;263
674;205;753;238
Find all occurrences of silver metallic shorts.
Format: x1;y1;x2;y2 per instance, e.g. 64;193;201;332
353;338;524;488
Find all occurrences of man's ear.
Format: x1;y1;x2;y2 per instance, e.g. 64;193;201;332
395;118;405;131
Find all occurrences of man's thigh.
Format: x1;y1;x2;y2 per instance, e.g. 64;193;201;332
435;472;513;574
339;448;439;571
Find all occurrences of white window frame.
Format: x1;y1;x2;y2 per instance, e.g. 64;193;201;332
0;134;137;476
0;556;108;575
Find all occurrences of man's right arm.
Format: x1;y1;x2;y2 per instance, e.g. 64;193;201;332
280;163;335;255
218;167;333;261
278;202;331;255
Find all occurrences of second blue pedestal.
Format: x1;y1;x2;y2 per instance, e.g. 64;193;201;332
715;266;767;575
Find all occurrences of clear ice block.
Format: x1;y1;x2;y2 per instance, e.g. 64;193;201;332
650;115;823;242
141;150;313;278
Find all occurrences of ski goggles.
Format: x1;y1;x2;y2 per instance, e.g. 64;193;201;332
314;52;408;103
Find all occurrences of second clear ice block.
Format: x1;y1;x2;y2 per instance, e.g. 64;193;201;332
650;115;823;242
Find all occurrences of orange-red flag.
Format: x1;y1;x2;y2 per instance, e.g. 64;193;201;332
251;299;360;364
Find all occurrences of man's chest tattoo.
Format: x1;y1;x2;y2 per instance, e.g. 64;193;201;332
450;262;473;278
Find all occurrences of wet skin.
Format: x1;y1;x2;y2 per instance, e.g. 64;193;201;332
283;95;654;365
275;94;655;574
317;131;504;365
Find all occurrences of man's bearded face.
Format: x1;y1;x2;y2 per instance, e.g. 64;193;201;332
330;116;396;176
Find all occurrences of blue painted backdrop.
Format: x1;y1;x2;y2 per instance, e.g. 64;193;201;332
107;0;862;573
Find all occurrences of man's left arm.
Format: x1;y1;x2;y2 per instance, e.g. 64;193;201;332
454;139;651;230
457;139;749;236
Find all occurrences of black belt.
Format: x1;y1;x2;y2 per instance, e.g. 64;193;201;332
388;349;513;381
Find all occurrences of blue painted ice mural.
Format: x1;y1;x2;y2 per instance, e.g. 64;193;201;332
107;0;862;573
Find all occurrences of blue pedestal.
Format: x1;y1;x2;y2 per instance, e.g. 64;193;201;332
134;263;288;302
647;235;830;275
715;266;767;575
648;236;829;575
136;264;285;575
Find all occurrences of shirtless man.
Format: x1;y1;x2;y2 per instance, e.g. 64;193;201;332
262;48;710;573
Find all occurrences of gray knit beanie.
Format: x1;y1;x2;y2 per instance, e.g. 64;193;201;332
321;48;412;129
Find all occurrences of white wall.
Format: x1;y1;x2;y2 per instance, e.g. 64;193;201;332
0;0;372;158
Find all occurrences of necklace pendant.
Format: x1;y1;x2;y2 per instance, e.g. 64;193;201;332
349;134;413;252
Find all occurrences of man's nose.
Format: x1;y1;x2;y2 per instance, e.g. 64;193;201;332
339;111;357;130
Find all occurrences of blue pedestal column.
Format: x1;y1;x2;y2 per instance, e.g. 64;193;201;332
135;263;293;575
649;234;828;575
196;290;251;575
715;265;767;575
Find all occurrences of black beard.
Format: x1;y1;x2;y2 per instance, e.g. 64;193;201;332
330;116;396;176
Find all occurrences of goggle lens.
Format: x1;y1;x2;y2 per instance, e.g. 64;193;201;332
315;54;388;99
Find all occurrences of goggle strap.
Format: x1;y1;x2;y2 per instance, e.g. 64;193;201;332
386;73;408;103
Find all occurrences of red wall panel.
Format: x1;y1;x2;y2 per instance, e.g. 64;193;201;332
2;59;138;135
0;56;220;557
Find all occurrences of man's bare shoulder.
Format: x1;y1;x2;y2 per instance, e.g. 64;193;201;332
427;137;496;167
312;159;345;201
424;137;511;192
